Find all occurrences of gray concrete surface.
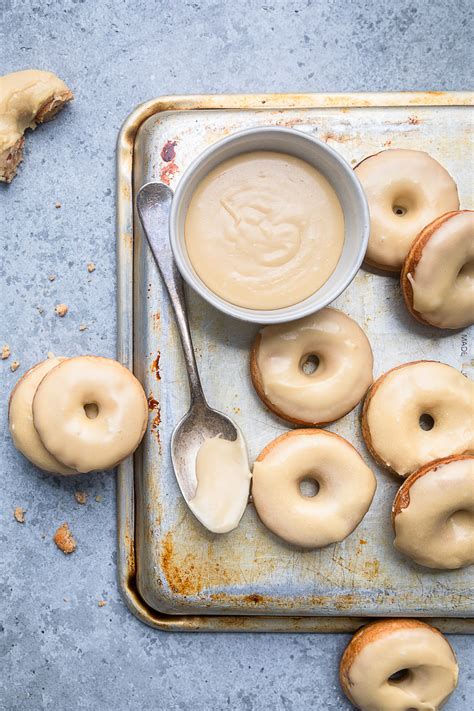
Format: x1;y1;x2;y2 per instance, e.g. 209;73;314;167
1;0;473;709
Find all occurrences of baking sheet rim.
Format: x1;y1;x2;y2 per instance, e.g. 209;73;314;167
116;91;474;632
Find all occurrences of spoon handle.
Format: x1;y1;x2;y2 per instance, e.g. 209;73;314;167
136;182;206;406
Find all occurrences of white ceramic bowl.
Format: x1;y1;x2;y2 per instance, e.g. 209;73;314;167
170;127;369;324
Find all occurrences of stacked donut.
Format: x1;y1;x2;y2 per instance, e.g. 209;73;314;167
355;148;474;330
362;360;474;570
9;355;148;474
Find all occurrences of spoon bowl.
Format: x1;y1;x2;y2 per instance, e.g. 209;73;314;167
171;402;238;502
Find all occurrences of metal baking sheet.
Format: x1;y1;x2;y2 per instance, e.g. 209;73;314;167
116;93;473;631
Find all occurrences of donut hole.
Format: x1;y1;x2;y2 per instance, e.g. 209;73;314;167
391;192;416;217
299;477;320;498
456;259;474;287
418;413;435;431
300;354;320;376
388;668;412;685
450;509;474;531
84;402;99;419
392;204;408;216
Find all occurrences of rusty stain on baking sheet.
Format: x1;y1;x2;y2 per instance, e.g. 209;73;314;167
147;394;159;412
363;560;381;579
160;150;179;184
146;392;162;454
124;517;136;575
323;131;352;143
117;91;474;632
151;408;161;433
161;139;177;162
274;117;305;128
243;593;267;604
151;352;161;380
161;531;233;596
120;183;131;201
122;232;132;249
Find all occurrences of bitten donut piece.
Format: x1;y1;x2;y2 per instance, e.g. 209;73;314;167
32;356;148;473
0;69;73;182
401;210;474;329
252;429;376;548
355;149;459;271
392;455;474;569
362;361;474;477
250;308;373;426
8;357;75;475
339;619;458;711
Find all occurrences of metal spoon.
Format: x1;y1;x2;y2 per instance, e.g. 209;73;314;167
136;182;240;503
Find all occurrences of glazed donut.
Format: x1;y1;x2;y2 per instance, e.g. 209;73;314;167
32;356;148;473
401;210;474;329
251;429;376;548
392;455;474;570
362;361;474;477
8;357;75;475
354;149;459;271
0;70;73;183
339;619;458;711
250;308;373;426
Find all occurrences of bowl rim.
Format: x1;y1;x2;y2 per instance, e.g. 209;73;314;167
169;125;369;324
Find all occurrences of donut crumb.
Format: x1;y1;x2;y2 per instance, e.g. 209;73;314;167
55;201;61;208
95;495;102;503
14;507;25;523
10;360;20;372
74;490;87;505
98;600;107;607
87;262;96;273
79;323;88;331
55;303;68;317
48;274;56;281
1;344;11;359
54;522;76;554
